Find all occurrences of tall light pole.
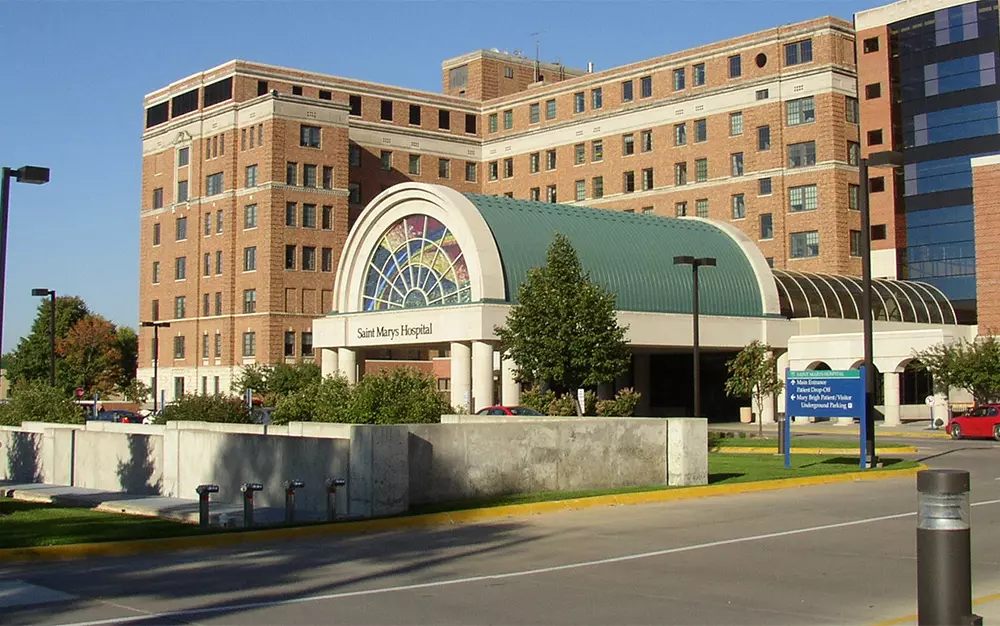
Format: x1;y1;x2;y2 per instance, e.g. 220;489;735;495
859;150;905;469
0;166;50;357
30;288;56;386
673;255;717;417
140;320;171;414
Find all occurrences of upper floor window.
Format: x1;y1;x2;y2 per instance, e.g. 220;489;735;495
673;68;685;91
591;88;603;109
728;55;742;78
640;76;652;98
693;64;706;86
177;147;189;167
300;125;320;148
787;141;816;168
786;96;815;125
380;100;393;121
152;187;163;210
846;97;860;124
785;39;813;66
205;172;223;196
545;99;556;120
574;92;585;114
622;80;634;103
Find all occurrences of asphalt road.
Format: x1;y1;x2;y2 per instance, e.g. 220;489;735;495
3;437;1000;626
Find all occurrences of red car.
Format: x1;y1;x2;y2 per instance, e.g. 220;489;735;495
475;406;545;417
946;405;1000;440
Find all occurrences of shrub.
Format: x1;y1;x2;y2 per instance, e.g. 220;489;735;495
158;394;251;424
519;388;557;414
0;381;85;426
596;388;642;417
349;368;450;425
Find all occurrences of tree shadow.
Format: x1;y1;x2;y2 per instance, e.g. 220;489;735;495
115;435;162;496
6;432;42;483
708;472;744;484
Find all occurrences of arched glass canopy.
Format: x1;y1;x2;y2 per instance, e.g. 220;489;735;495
773;270;956;324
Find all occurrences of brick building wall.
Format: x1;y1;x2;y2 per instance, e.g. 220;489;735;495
972;157;1000;332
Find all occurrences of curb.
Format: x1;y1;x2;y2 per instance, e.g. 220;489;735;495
714;446;919;455
871;590;1000;626
711;427;948;440
0;465;925;563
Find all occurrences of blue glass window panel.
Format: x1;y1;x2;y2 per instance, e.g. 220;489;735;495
907;205;975;227
921;275;977;301
913;102;1000;145
935;4;979;46
906;241;976;263
904;154;991;195
907;222;975;246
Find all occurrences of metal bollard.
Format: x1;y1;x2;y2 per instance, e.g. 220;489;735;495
241;482;264;528
195;484;219;528
917;469;982;626
283;480;305;524
326;478;346;522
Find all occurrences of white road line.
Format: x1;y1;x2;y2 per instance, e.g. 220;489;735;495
53;498;1000;626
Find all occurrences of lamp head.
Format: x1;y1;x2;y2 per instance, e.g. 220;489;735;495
31;288;51;296
673;255;695;265
14;166;50;185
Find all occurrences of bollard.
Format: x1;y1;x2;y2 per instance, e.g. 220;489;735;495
283;480;305;524
326;478;346;521
195;484;219;528
241;482;264;528
917;469;982;626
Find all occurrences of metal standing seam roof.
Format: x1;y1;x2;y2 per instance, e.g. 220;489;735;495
464;194;767;317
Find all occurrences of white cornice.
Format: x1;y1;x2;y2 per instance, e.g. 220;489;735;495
856;0;970;31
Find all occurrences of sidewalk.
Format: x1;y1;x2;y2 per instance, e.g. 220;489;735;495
711;419;950;440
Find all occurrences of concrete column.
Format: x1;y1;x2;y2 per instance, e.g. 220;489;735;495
472;341;495;412
761;392;777;424
883;371;901;426
321;348;339;378
776;352;790;416
450;342;472;411
634;352;651;417
338;348;357;384
501;356;521;406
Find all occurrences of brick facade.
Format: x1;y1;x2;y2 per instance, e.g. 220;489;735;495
972;159;1000;332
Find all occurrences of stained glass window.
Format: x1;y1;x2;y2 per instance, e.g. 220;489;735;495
362;215;471;311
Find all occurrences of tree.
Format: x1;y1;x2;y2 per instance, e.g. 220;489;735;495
724;341;783;437
115;326;139;392
916;335;1000;404
57;316;123;396
0;381;85;426
120;379;151;405
232;362;320;407
495;233;631;415
4;296;89;392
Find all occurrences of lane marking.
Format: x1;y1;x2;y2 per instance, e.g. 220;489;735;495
52;499;1000;626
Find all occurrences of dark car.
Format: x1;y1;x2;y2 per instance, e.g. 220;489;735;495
90;409;142;424
946;404;1000;440
475;406;545;417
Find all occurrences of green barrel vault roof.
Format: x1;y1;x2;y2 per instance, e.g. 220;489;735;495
465;194;766;317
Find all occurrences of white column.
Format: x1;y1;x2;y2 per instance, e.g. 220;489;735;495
634;352;651;417
883;371;901;426
501;356;521;406
321;348;339;378
450;342;472;411
776;352;790;416
932;392;949;427
338;348;357;384
761;392;777;424
472;341;495;412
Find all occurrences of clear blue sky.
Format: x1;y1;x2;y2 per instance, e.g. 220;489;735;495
0;0;879;353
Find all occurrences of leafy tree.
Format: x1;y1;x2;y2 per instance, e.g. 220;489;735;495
158;394;252;424
4;296;89;392
596;388;642;417
916;335;1000;404
273;375;354;424
57;316;123;396
0;381;85;426
232;363;320;407
495;233;631;415
120;379;151;405
724;341;783;437
115;326;139;391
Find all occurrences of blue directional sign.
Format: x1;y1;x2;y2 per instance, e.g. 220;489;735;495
785;369;864;419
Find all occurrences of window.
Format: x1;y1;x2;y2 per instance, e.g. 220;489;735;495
465;162;477;182
245;164;258;188
730;112;743;136
756;89;770;100
242;332;256;357
349;145;361;167
623;134;634;156
640;75;652;98
292;85;303;96
174;296;186;319
286;162;297;186
622;80;634;102
871;224;887;240
438;159;450;179
575;179;586;201
488;114;498;133
175;216;187;241
175;256;186;280
286;202;297;227
449;65;468;89
623;171;635;193
640;130;653;152
488;161;499;181
787;141;816;168
757;125;771;151
409;154;421;176
530;187;540;201
465;114;476;134
786;97;815;125
151;299;159;321
322;247;333;272
177;180;188;202
850;230;862;257
529;152;540;173
203;253;210;277
693;64;705;86
152;223;160;246
592;177;604;199
214;292;222;317
641;206;653;215
300;125;321;148
641;168;654;191
870;176;885;192
349;184;361;204
178;147;189;167
574;143;586;165
285;331;295;357
173;336;185;360
244;204;257;229
243;246;257;271
730;152;744;177
867;129;883;146
695;158;707;183
321;165;333;189
760;213;773;239
243;289;256;314
672;68;685;91
152;187;163;209
674;123;687;146
205;173;223;196
675;202;687;217
675;162;688;186
574;92;585;114
409;104;421;125
215;250;222;275
302;246;316;271
322;205;333;230
380;150;392;171
503;109;513;129
696;198;708;218
694;118;707;142
592;140;603;161
302;204;316;228
789;184;818;212
759;177;772;195
849;184;859;210
848;141;860;166
546;150;556;170
303;164;317;187
529;103;540;124
591;88;603;109
380;100;393;121
846;97;859;123
203;212;211;236
784;39;813;66
865;83;881;100
790;231;819;258
319;90;331;101
503;158;513;178
302;332;313;357
863;37;879;53
545;99;556;120
285;245;296;270
546;185;557;203
152;261;160;284
729;54;742;78
732;194;746;219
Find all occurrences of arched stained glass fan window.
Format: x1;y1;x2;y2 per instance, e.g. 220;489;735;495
362;214;472;311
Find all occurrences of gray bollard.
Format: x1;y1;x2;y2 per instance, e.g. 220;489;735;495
283;480;304;523
917;469;982;626
326;478;346;521
195;484;219;528
241;482;264;528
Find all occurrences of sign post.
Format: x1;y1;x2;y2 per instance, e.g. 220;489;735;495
577;388;586;415
785;367;866;469
926;395;936;429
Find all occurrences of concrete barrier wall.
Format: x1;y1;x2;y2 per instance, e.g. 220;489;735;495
0;427;44;483
72;431;164;495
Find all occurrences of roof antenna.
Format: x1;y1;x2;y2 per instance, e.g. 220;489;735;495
530;31;541;82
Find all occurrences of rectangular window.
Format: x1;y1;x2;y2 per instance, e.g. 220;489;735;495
152;187;163;209
285;245;296;270
488;113;498;133
285;331;295;357
784;39;813;66
409;154;421;176
641;168;654;191
790;231;819;258
465;162;477;182
322;247;333;272
319;90;331;100
574;143;586;165
592;176;604;199
529;152;540;173
151;299;159;321
694;119;707;142
675;202;687;217
848;141;860;166
409;104;421;125
245;164;258;188
695;158;707;183
465;114;476;134
673;68;685;91
174;296;186;319
380;100;393;121
503;158;513;178
846;97;859;123
546;185;557;203
152;223;160;246
575;179;586;201
178;147;189;167
592;140;603;162
591;88;603;109
675;162;688;186
449;65;468;89
205;173;223;196
529;103;540;124
760;213;773;239
622;134;634;156
640;75;652;98
203;212;211;236
759;177;772;196
242;332;256;357
574;92;585;114
286;162;297;186
302;204;316;228
868;129;884;146
640;130;653;152
850;230;862;257
786;96;815;125
730;112;743;136
488;161;498;181
303;164;317;187
546;150;556;170
173;336;185;360
300;125;321;148
438;159;450;179
243;289;256;314
322;166;333;189
503;109;514;129
175;256;186;280
623;171;635;193
203;253;210;277
177;180;188;202
674;123;687;146
216;209;223;234
696;198;708;218
302;332;313;357
729;54;742;78
787;141;816;168
380;150;392;171
757;125;771;151
872;224;887;240
730;152;744;177
863;37;879;53
349;145;361;167
215;251;222;275
789;184;818;212
530;187;540;201
545;99;556;120
870;177;885;192
849;184;859;210
175;216;187;241
244;204;257;229
214;292;222;317
243;246;257;271
693;64;705;86
322;205;333;230
731;194;746;219
756;89;769;101
302;246;316;271
865;83;881;100
286;202;297;227
622;80;634;102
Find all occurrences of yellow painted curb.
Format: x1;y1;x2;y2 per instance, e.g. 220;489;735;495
714;446;918;455
0;464;925;563
871;590;1000;625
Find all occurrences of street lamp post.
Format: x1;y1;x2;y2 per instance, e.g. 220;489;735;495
0;166;50;357
673;256;717;417
30;288;56;386
140;321;171;414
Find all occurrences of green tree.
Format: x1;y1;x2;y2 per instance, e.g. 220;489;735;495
115;326;139;391
158;394;251;424
349;368;450;424
495;233;631;415
232;362;321;407
120;379;151;405
57;316;123;396
0;381;85;426
4;296;89;392
916;334;1000;404
724;340;783;436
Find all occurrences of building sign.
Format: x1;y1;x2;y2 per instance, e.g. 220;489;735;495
785;369;864;419
356;322;435;342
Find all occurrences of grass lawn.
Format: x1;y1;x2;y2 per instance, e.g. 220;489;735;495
711;438;910;449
